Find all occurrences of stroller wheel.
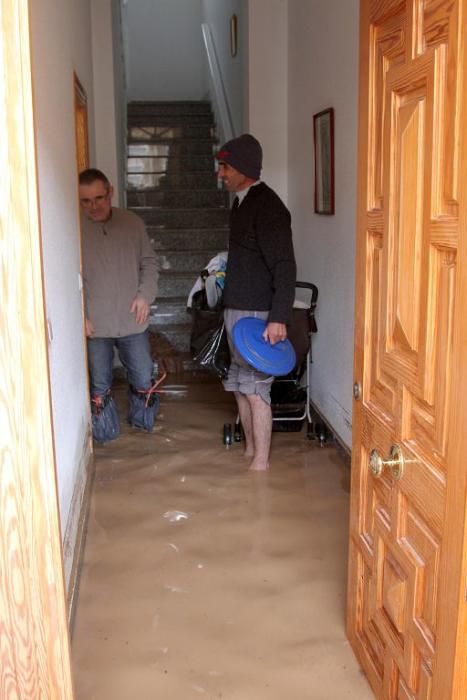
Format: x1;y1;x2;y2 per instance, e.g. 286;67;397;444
319;427;327;447
223;423;233;446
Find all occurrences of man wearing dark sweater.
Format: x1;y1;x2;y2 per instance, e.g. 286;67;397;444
216;134;296;470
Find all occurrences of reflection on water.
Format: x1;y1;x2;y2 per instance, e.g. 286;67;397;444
71;375;372;700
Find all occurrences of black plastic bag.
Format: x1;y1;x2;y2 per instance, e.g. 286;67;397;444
193;321;230;379
190;289;230;379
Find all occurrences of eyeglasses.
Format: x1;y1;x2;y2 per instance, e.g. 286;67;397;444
79;191;110;208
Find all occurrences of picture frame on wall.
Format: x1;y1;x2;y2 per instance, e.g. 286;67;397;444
230;14;238;57
313;107;335;215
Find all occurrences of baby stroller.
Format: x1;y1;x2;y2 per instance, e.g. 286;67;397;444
269;282;318;433
223;282;318;444
189;269;318;442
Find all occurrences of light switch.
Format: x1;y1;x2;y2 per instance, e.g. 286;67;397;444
47;319;53;343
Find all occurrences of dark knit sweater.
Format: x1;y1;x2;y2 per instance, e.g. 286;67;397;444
223;182;296;324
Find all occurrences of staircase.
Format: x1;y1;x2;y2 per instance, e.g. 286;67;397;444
126;101;229;372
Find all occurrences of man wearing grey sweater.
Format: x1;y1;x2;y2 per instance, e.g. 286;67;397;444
79;168;159;443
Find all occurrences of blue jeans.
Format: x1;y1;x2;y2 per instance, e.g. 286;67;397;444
87;330;154;396
87;331;157;439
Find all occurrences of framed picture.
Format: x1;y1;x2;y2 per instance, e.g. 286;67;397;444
230;14;238;57
313;108;335;215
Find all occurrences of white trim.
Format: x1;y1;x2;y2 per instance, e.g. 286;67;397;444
201;22;235;144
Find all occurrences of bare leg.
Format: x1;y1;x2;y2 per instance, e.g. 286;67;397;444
234;392;254;457
246;394;272;471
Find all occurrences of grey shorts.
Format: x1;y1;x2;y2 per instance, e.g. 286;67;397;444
223;308;274;404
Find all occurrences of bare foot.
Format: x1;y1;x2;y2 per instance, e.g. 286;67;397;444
244;448;255;458
249;459;269;471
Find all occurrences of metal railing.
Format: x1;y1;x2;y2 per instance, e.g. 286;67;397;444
201;23;235;145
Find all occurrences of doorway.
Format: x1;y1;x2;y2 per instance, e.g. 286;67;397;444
0;1;75;696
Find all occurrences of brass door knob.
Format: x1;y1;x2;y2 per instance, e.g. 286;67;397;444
369;448;384;477
369;444;406;480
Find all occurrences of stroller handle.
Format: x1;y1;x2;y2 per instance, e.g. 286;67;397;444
295;281;318;333
296;281;318;304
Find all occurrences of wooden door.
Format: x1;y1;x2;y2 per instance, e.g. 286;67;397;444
74;74;89;173
348;1;467;698
0;1;75;697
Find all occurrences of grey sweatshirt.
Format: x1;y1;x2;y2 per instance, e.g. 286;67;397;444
82;207;158;337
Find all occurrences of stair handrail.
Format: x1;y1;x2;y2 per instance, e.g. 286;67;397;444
201;23;235;144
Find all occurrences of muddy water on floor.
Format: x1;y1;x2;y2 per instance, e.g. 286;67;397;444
72;376;372;699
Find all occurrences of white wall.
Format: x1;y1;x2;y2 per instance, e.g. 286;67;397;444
125;0;207;101
112;0;128;204
29;0;120;587
201;0;248;140
247;0;288;201
287;0;359;447
91;0;123;204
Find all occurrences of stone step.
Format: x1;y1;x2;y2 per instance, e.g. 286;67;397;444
126;100;226;375
158;270;200;298
128;100;212;116
158;249;224;274
182;357;206;373
128;140;217;157
149;228;229;252
148;329;200;374
127;113;214;127
128;124;216;142
128;171;218;191
135;207;229;229
150;296;191;326
127;154;216;173
127;189;227;209
148;321;192;352
154;350;200;375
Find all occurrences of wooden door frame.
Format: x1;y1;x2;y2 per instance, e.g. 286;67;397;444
0;1;75;697
74;73;90;172
349;1;467;696
436;12;467;688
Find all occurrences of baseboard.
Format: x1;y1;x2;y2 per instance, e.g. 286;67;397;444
63;427;94;634
309;399;351;467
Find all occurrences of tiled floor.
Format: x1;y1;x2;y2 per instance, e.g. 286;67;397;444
72;376;373;699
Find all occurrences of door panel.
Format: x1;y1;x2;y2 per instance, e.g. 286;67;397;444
0;1;74;697
348;0;467;697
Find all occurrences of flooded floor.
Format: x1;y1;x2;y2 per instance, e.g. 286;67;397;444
72;375;372;699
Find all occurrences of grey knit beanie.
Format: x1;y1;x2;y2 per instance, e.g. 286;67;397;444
216;134;262;180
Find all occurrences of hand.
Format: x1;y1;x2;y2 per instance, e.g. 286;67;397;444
85;318;95;337
130;296;150;324
263;322;287;345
